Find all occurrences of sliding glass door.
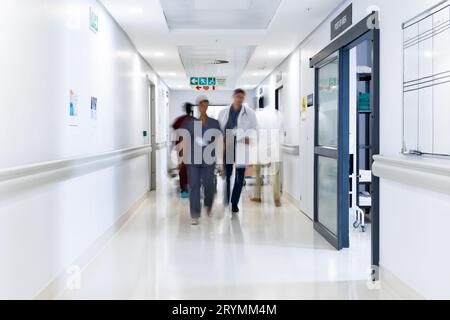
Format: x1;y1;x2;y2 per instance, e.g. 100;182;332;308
314;52;350;250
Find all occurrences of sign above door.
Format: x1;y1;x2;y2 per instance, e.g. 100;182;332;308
330;4;353;40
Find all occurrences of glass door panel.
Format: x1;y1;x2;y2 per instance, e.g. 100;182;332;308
318;58;339;148
317;156;338;234
314;51;349;250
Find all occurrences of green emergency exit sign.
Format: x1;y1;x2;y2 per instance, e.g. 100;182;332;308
90;7;99;33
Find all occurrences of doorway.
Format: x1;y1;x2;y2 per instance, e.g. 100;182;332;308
148;79;157;191
310;13;380;267
275;86;284;194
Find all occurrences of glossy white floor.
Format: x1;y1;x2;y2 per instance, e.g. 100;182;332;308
58;178;414;300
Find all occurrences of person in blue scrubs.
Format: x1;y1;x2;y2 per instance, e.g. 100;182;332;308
183;95;222;226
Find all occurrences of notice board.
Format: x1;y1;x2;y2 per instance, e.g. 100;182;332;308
403;1;450;156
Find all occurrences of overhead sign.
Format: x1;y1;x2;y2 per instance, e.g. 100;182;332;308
190;77;227;91
331;4;352;40
190;77;199;86
193;85;217;92
216;77;227;86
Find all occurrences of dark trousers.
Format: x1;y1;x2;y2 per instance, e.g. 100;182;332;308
186;165;216;218
225;164;246;206
179;162;188;192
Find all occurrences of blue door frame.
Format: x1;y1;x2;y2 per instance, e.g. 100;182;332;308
313;49;350;250
311;13;380;266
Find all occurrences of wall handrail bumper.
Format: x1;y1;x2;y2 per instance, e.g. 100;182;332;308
372;155;450;195
281;144;300;156
0;145;152;183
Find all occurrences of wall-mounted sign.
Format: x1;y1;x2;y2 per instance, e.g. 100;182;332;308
68;89;80;126
301;97;307;120
276;71;283;84
90;7;99;33
331;4;352;40
307;94;314;107
90;97;97;120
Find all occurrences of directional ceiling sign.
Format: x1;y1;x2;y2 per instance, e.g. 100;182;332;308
194;85;216;92
190;77;226;91
190;77;199;86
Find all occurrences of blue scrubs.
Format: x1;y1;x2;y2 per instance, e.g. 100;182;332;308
183;117;221;218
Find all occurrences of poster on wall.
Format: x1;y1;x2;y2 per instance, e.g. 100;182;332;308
68;89;80;126
89;7;99;33
301;96;307;120
90;97;98;120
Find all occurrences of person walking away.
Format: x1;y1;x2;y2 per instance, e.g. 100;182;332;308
251;108;283;207
172;102;194;198
183;96;222;226
218;89;257;215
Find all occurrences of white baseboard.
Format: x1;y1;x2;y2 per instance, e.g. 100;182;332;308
34;192;149;300
379;266;424;300
283;192;312;221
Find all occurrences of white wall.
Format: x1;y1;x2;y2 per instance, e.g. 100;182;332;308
0;0;169;299
256;0;450;299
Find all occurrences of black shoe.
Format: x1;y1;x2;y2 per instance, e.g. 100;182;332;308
232;205;239;213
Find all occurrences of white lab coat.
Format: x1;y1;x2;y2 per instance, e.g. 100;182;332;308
255;109;283;166
218;104;258;167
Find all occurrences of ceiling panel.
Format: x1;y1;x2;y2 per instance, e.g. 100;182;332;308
100;0;342;89
179;46;256;88
161;0;282;30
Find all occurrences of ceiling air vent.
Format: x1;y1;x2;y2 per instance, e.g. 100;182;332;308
200;59;230;65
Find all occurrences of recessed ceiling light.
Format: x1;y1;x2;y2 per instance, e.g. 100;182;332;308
116;50;132;59
268;51;278;56
145;51;165;58
128;7;143;15
161;72;177;77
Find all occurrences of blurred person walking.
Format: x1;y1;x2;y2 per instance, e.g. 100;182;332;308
172;102;194;198
183;96;222;226
251;108;283;207
218;89;257;215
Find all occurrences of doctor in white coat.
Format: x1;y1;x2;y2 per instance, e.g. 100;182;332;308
218;88;258;214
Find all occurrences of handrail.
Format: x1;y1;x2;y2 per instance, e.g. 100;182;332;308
155;142;171;150
281;144;300;156
372;155;450;195
0;145;151;183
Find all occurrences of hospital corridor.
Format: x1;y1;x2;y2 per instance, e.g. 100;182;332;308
56;175;386;300
1;0;450;303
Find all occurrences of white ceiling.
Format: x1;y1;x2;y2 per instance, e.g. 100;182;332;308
179;45;256;88
160;0;282;30
100;0;341;90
